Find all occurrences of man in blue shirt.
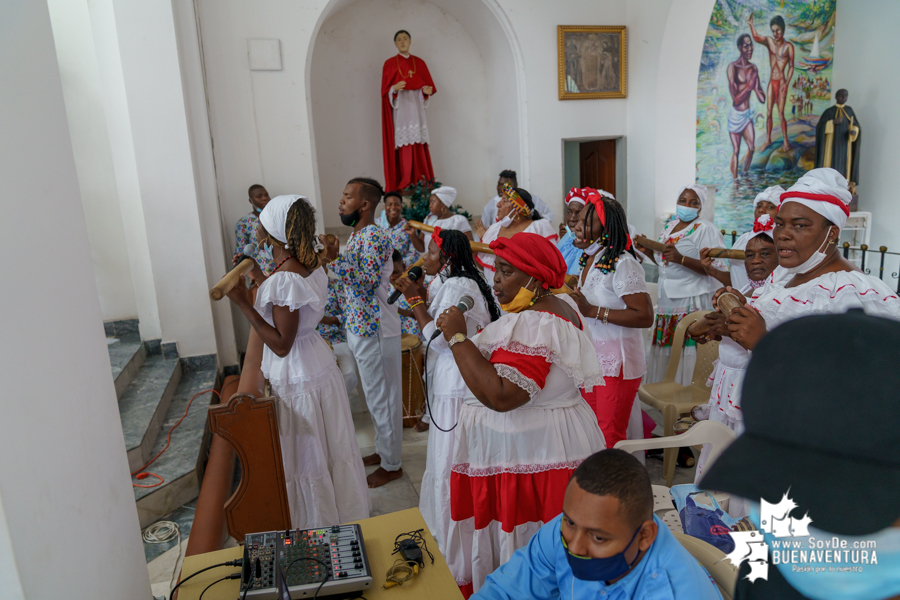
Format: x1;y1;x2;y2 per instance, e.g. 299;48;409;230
473;449;723;600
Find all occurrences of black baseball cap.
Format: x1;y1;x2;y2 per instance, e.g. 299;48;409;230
702;309;900;536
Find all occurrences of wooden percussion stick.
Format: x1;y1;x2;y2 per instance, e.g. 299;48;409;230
686;292;744;336
210;258;254;301
707;248;746;260
407;220;495;255
632;235;669;254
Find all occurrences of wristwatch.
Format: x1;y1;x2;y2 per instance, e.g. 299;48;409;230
448;332;467;348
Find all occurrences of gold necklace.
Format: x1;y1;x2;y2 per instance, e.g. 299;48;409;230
396;55;417;79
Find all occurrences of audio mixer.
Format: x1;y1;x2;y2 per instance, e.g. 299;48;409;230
241;524;373;599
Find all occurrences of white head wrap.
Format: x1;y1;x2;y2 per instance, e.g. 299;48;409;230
678;184;707;208
780;168;852;230
259;194;308;246
432;186;457;207
754;185;784;208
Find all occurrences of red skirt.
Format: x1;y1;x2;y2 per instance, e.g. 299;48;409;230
395;143;434;190
581;370;642;448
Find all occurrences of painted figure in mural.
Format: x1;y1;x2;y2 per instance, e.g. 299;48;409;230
581;35;601;91
749;14;794;152
815;89;861;195
726;34;765;178
381;30;437;191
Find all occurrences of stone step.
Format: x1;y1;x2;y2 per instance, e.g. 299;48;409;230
120;356;182;473
108;335;146;399
134;367;218;529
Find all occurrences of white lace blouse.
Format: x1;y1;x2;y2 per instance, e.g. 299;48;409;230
580;252;649;380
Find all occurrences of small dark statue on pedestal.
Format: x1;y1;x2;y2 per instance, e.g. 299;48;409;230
815;89;861;200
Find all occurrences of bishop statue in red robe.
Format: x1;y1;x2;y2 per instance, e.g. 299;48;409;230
382;30;436;191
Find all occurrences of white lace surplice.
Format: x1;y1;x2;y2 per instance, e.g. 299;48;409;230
581;252;648;380
391;89;430;148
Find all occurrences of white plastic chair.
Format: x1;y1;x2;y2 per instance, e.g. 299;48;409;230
615;420;737;476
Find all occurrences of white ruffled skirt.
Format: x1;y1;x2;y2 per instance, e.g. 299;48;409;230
269;340;370;529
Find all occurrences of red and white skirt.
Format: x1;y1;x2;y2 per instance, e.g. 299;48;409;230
446;400;605;596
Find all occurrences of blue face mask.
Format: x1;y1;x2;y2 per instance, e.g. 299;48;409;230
748;505;900;600
561;525;643;582
254;206;262;213
565;225;573;236
675;205;699;222
260;243;273;261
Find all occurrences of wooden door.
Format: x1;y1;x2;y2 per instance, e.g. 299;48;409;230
580;139;616;194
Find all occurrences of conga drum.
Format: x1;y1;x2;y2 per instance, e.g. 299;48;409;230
401;333;426;428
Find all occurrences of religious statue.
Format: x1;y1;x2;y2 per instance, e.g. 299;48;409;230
815;89;861;194
381;30;436;192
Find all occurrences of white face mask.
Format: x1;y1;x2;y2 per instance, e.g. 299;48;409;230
499;213;514;227
782;226;835;275
583;240;603;256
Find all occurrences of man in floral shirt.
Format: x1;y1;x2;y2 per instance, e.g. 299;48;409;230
232;184;275;277
323;177;403;488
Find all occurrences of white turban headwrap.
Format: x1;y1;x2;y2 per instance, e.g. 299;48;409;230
780;168;852;230
432;186;457;207
259;194;308;246
754;185;784;208
678;184;707;208
750;214;775;240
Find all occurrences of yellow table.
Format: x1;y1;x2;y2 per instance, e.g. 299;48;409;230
176;508;463;600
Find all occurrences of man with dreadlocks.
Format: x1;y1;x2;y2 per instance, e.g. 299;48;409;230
323;177;404;488
393;228;500;559
569;191;654;448
225;195;369;528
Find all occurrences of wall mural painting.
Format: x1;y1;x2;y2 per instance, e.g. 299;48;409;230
696;0;836;234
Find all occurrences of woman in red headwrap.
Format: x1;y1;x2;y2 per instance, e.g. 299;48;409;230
434;232;606;596
568;191;654;448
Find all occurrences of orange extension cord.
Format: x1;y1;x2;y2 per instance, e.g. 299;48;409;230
132;388;221;488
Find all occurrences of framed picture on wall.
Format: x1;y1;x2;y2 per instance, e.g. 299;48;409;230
558;26;627;100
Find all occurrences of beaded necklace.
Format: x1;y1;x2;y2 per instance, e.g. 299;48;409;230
272;255;292;273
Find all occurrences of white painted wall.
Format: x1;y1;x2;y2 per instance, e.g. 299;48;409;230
111;0;219;357
833;0;900;249
88;0;163;341
46;0;137;322
311;0;492;225
0;1;151;597
652;0;716;233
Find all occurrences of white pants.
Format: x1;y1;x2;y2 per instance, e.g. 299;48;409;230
332;342;360;404
347;331;403;471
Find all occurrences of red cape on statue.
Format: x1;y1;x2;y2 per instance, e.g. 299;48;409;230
382;54;436;191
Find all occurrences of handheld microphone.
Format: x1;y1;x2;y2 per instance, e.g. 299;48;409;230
388;266;424;305
429;295;475;340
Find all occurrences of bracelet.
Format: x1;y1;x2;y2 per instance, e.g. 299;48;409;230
603;307;610;325
407;295;423;305
408;300;424;309
681;256;686;265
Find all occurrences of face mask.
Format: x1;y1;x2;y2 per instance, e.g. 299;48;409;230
500;277;535;313
561;525;643;582
254;206;262;213
340;210;361;227
782;227;835;275
499;213;514;227
747;505;900;600
675;205;700;222
565;225;573;236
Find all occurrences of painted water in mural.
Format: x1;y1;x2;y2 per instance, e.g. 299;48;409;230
696;0;836;235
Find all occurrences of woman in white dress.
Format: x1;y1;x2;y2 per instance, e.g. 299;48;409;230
635;184;727;384
473;184;558;273
392;228;499;558
405;185;472;254
691;215;779;504
568;190;654;448
724;169;900;349
225;195;370;529
435;232;605;596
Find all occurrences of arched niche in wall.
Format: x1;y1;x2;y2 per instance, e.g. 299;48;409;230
307;0;526;228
